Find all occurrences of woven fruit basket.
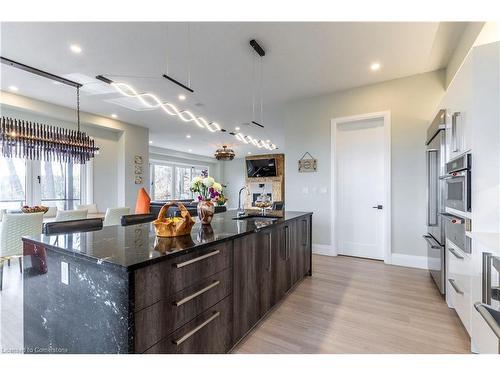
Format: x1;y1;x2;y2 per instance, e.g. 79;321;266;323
153;202;195;238
21;205;49;214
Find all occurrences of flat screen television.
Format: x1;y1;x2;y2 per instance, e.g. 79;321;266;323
246;158;277;178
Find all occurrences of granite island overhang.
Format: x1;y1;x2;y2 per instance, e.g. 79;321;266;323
22;210;313;354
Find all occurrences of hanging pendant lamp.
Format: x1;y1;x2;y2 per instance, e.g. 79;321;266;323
214;145;235;161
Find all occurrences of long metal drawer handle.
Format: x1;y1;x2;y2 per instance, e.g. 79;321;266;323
173;311;220;346
423;235;441;249
474;303;500;340
174;250;220;268
173;280;221;307
448;247;464;260
448;279;464;295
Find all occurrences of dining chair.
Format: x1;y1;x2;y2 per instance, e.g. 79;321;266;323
103;207;130;226
75;203;99;214
44;218;104;235
121;213;156;226
44;206;58;218
0;212;44;290
55;209;88;222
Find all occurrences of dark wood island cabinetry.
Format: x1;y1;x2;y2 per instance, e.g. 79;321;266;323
22;210;312;354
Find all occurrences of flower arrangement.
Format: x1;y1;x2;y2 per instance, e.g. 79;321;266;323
190;175;225;203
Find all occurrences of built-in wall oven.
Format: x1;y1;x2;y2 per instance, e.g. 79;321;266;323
443;153;471;213
442;213;472;254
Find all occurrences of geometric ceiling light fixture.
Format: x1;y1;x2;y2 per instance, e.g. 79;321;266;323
214;145;235;161
95;75;278;150
162;23;194;93
0;56;99;164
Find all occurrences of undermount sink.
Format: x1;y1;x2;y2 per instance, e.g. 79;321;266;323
232;215;279;221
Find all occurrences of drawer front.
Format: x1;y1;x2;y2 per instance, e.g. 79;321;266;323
135;268;232;353
447;241;472;334
448;277;471;334
134;241;233;310
144;295;232;354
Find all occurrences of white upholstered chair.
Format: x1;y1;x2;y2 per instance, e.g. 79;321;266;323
103;207;130;226
44;206;58;218
0;212;44;290
75;203;98;214
55;209;88;222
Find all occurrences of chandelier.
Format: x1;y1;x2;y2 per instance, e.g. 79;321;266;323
214;145;235;161
0;57;99;164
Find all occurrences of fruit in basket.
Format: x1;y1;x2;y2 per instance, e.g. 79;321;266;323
21;205;49;214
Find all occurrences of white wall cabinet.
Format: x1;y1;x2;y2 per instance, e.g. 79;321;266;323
437;41;500;353
440;48;473;162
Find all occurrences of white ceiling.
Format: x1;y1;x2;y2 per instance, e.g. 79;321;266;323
0;22;467;157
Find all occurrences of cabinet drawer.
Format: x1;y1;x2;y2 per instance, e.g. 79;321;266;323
447;241;471;334
447;276;471;334
134;241;232;310
144;295;232;354
135;268;232;353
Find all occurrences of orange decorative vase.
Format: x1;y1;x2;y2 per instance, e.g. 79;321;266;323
197;200;215;225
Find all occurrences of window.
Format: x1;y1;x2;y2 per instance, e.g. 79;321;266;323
0;157;27;209
0;155;86;210
41;161;81;210
150;161;208;201
151;164;173;201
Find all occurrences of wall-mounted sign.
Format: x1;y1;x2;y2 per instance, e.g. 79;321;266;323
134;154;143;184
298;152;317;172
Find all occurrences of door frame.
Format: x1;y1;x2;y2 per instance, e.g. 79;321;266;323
330;111;392;264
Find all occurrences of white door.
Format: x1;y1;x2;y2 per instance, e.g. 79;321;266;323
336;117;385;260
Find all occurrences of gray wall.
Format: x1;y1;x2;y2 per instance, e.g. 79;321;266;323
284;70;446;257
221;158;246;209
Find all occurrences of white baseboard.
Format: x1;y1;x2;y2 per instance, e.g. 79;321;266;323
312;243;335;256
390;253;428;270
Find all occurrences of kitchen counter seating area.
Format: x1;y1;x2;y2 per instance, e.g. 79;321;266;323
21;210;312;354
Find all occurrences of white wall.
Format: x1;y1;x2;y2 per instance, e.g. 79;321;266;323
0;91;150;211
283;70;446;258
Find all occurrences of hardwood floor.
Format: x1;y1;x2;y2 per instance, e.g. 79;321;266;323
233;254;471;354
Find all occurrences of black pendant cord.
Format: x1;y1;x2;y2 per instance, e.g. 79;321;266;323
77;86;81;132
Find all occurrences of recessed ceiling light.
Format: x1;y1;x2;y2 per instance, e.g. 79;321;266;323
149;141;153;144
8;85;18;92
266;139;270;143
178;94;186;101
186;134;191;139
248;152;252;155
370;62;381;71
70;44;82;54
235;126;240;131
111;114;117;119
188;149;193;153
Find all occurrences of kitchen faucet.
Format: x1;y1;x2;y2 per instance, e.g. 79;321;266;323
237;186;247;217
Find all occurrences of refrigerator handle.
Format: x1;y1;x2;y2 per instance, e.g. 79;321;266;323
426;149;438;227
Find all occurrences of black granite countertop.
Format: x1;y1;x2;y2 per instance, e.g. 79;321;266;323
23;210;312;270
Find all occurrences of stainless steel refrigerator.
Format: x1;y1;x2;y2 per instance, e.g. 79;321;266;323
423;109;446;295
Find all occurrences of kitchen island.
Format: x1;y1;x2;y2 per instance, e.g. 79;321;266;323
22;210;312;354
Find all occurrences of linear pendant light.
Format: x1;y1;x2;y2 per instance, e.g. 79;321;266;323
95;75;278;151
249;39;265;128
162;23;194;93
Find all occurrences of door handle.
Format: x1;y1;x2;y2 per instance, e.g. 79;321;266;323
372;205;383;210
